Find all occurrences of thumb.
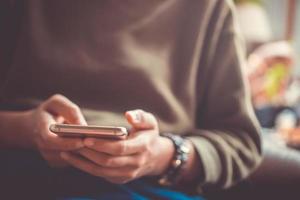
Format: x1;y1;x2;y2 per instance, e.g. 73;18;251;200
43;94;87;125
125;109;158;130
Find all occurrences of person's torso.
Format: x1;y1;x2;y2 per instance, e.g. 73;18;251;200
1;0;215;134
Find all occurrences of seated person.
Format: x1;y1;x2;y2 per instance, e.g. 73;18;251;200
0;0;261;199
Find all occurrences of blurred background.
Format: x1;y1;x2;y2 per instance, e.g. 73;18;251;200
207;2;300;199
234;0;300;147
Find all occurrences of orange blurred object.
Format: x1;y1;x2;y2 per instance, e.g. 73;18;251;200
281;128;300;148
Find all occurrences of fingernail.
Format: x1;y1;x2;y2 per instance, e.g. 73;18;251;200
60;152;69;160
84;139;94;147
130;111;142;123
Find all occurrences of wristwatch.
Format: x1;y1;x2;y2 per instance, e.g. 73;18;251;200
158;133;190;186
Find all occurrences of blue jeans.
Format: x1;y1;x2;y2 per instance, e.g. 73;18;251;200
0;150;204;200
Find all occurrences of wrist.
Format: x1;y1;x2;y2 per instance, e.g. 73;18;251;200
20;110;37;149
152;136;175;176
175;139;201;184
0;110;35;149
157;133;191;186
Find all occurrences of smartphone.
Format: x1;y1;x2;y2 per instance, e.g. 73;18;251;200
49;124;128;139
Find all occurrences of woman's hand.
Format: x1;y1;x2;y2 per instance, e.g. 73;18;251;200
60;109;175;184
24;94;86;167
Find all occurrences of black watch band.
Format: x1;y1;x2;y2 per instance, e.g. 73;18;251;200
158;133;190;186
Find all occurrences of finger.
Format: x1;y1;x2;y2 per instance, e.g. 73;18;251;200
125;109;158;130
44;133;84;151
60;152;136;179
83;135;149;156
77;148;142;168
54;116;65;124
43;94;87;125
40;110;84;151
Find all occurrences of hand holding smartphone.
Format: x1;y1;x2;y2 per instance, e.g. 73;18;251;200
49;124;128;140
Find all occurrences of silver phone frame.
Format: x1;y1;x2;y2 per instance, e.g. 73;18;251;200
49;124;128;139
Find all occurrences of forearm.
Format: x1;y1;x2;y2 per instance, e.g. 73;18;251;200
186;129;262;189
0;110;33;149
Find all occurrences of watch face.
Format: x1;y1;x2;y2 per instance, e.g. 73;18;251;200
180;144;190;154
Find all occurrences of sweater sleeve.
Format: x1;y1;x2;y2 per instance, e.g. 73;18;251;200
186;0;262;190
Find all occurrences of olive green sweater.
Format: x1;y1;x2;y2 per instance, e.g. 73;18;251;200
0;0;261;191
